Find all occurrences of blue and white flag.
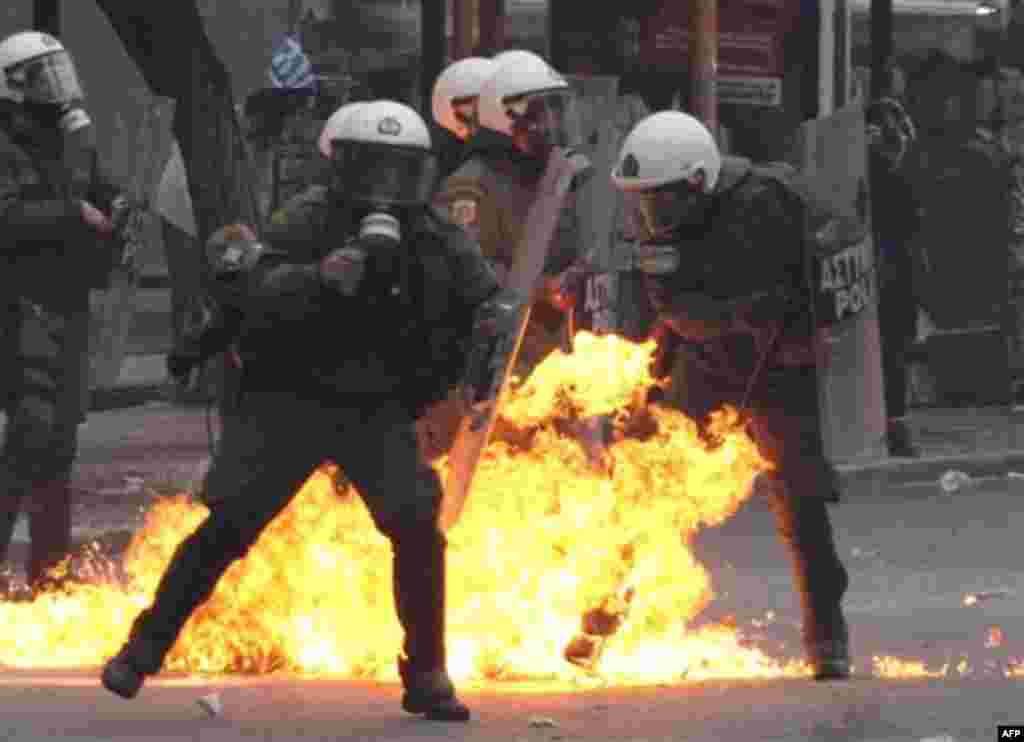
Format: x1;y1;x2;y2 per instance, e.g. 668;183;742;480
268;34;317;92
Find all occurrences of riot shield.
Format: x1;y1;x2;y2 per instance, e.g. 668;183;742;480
790;105;887;463
440;149;592;532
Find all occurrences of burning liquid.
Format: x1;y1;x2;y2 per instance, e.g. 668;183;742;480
0;332;958;684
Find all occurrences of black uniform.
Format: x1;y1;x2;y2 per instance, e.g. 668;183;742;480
102;185;499;718
0;122;123;591
643;156;850;679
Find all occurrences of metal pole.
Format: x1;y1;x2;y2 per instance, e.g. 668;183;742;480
819;0;836;116
691;0;719;138
33;0;61;35
422;0;447;107
288;0;302;35
870;0;893;99
453;0;479;59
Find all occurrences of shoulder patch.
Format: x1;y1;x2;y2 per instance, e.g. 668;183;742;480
450;198;478;227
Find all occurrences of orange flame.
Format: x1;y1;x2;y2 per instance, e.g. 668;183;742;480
0;332;918;684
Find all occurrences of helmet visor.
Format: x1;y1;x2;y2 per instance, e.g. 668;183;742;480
332;141;439;207
636;180;706;237
5;51;84;105
504;88;579;157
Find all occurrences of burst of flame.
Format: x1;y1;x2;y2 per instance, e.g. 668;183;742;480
0;331;916;684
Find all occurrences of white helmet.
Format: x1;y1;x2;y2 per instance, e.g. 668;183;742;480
611;111;722;194
329;99;437;208
477;52;577;157
612;112;722;237
492;49;542;67
0;31;81;104
318;101;366;158
431;56;495;140
335;99;432;150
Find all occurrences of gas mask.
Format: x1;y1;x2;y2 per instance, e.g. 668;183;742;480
635;175;712;239
7;50;91;134
356;209;402;255
505;88;579;162
331;138;439;256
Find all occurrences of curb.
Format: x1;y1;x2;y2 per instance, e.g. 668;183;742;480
838;449;1024;490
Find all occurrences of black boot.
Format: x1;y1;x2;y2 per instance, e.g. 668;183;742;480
886;417;919;458
102;515;241;699
769;486;851;681
398;657;470;721
391;526;470;722
101;612;169;699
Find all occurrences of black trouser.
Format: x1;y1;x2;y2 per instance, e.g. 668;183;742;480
128;392;448;675
877;250;917;420
660;356;849;647
0;306;87;587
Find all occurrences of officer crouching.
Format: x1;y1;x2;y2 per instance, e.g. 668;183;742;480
610;111;851;681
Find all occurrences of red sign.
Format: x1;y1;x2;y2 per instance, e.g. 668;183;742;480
639;0;799;77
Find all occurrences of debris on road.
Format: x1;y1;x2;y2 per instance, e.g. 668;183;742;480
528;717;559;728
1008;471;1024;480
196;692;222;717
962;589;1014;606
919;735;957;742
939;470;971;493
850;547;881;560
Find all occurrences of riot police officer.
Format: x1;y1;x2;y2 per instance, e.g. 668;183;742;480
436;50;586;373
431;56;496;177
0;31;134;597
611;111;851;680
101;101;501;720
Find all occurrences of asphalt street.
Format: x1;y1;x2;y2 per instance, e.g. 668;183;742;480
1;404;1023;741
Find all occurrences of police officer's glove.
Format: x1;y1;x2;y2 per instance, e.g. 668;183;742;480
206;223;264;278
471;291;521;339
318;245;368;296
166;293;226;384
548;146;594;191
460;289;525;412
550;257;592;313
